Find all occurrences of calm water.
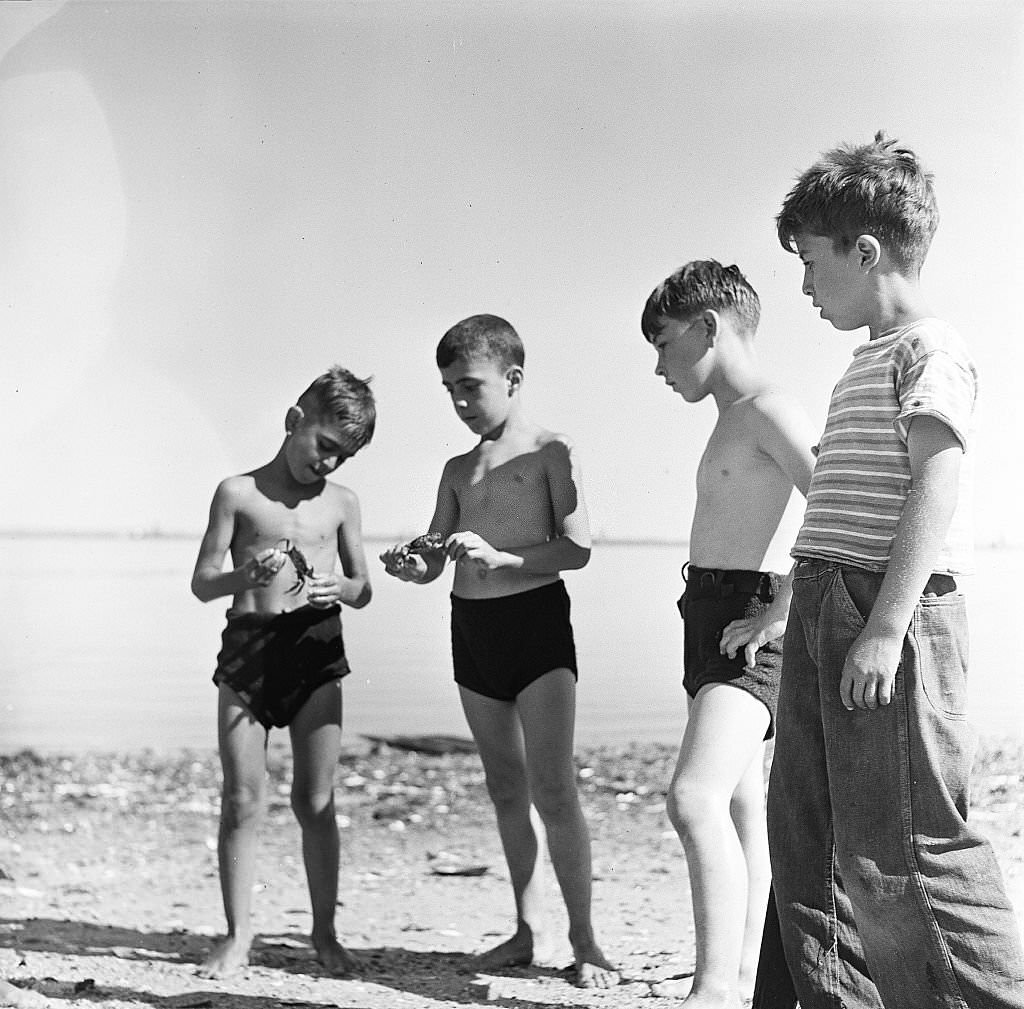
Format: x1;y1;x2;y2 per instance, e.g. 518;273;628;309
1;535;1021;753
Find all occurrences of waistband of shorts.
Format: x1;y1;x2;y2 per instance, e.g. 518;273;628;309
682;564;777;600
451;578;566;608
223;603;341;627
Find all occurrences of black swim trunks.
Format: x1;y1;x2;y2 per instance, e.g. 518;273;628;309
451;580;578;701
213;604;350;729
679;565;783;739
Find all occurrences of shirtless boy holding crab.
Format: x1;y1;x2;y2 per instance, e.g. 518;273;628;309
381;314;618;989
190;365;375;978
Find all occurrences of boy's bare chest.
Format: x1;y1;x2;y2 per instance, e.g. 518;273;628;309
456;454;550;522
696;418;769;495
238;492;342;549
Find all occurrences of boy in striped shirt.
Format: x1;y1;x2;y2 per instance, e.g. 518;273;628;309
765;132;1024;1008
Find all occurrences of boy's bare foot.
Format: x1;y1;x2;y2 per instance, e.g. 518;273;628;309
312;931;361;975
650;975;743;1007
650;972;694;998
474;927;550;970
196;933;252;978
572;940;620;989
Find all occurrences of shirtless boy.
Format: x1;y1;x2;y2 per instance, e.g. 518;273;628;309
190;366;375;977
380;314;618;989
641;261;816;1007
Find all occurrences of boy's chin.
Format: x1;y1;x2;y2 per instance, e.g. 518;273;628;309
819;308;865;333
830;317;868;333
464;418;502;438
290;464;327;485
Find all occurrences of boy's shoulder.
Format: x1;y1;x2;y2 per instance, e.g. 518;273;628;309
213;469;358;509
874;317;965;354
875;317;976;377
322;479;361;511
443;425;575;472
731;386;806;429
213;471;259;501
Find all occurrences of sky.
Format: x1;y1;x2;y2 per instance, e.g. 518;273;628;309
2;0;1022;545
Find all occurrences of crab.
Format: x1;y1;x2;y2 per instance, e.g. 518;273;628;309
397;532;447;560
277;538;315;594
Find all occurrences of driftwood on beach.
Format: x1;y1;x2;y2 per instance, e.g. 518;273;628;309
362;734;479;756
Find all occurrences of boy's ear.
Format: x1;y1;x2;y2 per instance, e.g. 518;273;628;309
285;404;305;433
506;366;524;394
701;309;720;344
855;235;882;272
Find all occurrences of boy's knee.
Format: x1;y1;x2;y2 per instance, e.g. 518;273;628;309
729;785;765;824
530;775;579;823
481;764;530;811
221;783;263;825
666;777;720;834
290;785;334;824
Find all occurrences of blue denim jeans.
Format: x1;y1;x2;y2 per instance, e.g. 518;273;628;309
767;559;1024;1008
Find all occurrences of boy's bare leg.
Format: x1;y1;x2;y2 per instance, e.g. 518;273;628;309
731;747;771;995
198;686;268;978
516;671;619;989
652;682;769;1007
458;685;551;970
289;679;359;975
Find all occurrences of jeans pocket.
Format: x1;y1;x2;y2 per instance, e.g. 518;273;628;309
834;566;882;627
912;595;969;718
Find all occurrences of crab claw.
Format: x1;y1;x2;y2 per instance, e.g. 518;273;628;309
254;547;288;575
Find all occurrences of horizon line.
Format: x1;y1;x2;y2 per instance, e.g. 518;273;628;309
2;527;1023;552
0;527;692;549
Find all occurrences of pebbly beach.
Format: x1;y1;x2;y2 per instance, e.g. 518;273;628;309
2;736;1023;1009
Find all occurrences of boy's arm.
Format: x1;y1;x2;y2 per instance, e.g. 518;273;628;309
841;414;962;711
720;396;817;666
190;479;261;602
756;392;818;498
447;436;591;574
720;564;796;668
380;460;459;584
311;487;371;608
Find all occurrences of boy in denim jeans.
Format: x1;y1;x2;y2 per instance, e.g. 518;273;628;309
767;132;1024;1007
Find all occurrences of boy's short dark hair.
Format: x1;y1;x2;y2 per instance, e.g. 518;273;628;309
297;366;376;449
776;131;939;273
436;314;525;372
641;260;761;340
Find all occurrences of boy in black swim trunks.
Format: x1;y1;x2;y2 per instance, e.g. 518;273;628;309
641;262;816;1007
190;366;375;979
379;315;619;990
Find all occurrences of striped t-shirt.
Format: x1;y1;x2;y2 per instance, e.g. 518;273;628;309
792;318;976;574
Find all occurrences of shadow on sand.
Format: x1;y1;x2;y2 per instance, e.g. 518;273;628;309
1;919;599;1008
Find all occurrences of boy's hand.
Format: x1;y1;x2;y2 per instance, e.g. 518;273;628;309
244;547;287;587
306;573;341;608
379;545;429;582
720;614;786;669
446;531;507;572
840;629;902;711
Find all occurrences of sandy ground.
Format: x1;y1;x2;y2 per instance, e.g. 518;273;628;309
2;737;1023;1009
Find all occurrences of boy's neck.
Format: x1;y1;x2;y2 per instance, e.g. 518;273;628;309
263;445;322;495
710;342;768;411
866;273;933;340
480;400;528;443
